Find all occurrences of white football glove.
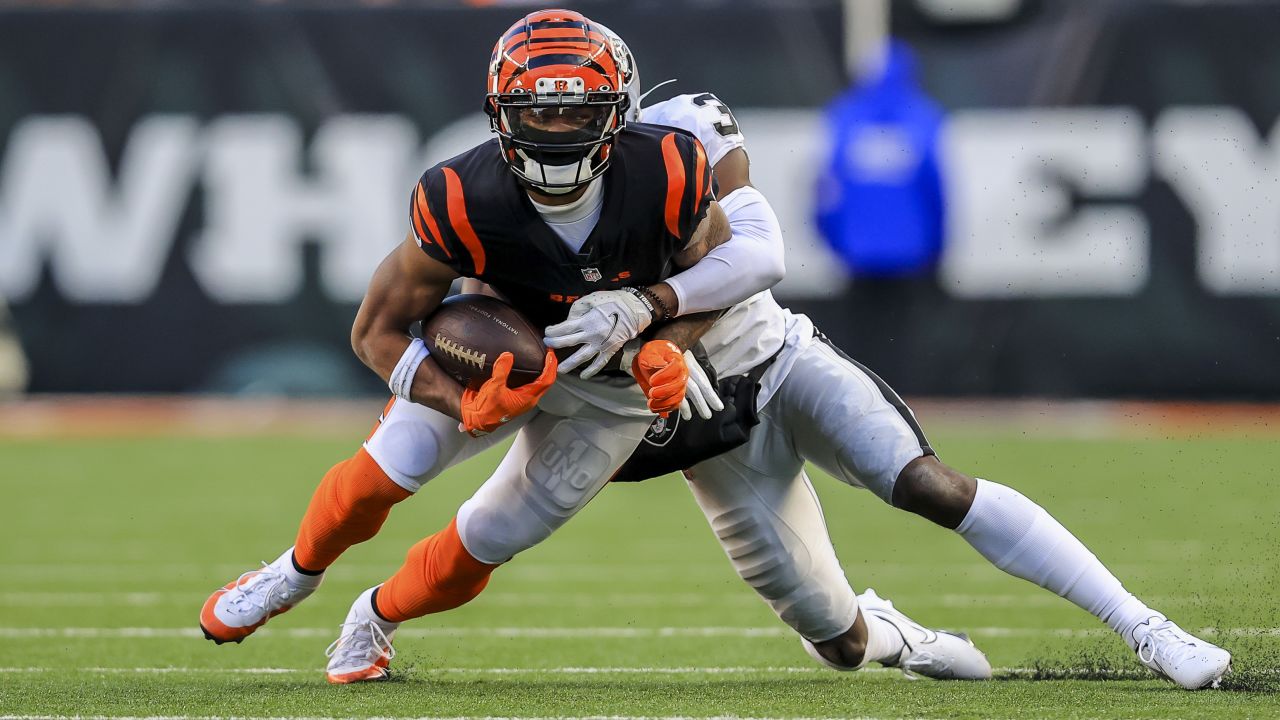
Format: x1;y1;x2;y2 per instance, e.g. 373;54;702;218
543;290;654;378
619;341;724;421
680;348;723;421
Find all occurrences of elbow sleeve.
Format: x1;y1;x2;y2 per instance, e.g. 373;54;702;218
667;186;786;316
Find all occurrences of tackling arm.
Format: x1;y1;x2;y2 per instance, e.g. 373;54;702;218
658;148;787;316
633;197;732;355
351;232;466;420
643;200;732;315
647;200;733;351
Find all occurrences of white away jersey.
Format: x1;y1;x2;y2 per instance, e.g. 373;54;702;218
642;92;804;408
641;93;746;168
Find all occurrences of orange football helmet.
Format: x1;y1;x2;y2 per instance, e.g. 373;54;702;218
485;9;631;193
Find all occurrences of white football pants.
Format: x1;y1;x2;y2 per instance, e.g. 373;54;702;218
364;386;652;564
685;339;930;641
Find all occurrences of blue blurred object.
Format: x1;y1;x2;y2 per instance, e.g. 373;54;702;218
815;41;945;278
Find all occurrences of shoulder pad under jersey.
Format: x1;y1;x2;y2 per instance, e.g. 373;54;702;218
640;92;745;167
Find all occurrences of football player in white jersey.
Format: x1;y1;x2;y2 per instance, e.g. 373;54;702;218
549;27;1231;690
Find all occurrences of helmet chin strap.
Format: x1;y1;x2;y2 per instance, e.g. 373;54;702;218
535;184;581;196
517;150;597;194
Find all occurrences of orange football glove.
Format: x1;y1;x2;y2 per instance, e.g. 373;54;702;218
460;349;557;436
630;340;688;418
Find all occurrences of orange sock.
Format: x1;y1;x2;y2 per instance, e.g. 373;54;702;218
293;448;412;572
375;517;497;623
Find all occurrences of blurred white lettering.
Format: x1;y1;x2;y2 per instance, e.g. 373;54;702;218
0;116;198;302
192;115;417;302
1153;108;1280;294
4;109;1280;305
941;109;1149;298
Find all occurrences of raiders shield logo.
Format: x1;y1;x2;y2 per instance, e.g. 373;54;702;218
641;412;679;447
581;267;603;282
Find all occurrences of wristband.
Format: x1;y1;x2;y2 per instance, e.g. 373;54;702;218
638;285;674;321
389;337;429;402
622;286;658;319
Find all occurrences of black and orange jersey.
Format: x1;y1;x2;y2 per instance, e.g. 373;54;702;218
410;122;713;330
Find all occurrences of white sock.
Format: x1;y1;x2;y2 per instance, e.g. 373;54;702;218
956;479;1158;647
359;586;400;634
274;546;324;590
861;611;907;666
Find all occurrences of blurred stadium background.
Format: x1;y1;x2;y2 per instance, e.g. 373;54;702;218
2;0;1280;717
3;0;1279;402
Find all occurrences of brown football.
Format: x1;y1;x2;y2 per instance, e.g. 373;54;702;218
422;294;546;390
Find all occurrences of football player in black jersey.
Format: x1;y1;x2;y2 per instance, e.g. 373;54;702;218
199;9;766;684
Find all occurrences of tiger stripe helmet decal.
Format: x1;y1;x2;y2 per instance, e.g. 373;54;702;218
485;10;630;192
489;10;620;97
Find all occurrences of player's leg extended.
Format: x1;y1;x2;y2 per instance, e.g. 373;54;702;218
325;403;652;683
199;398;524;645
685;427;990;680
785;338;1230;689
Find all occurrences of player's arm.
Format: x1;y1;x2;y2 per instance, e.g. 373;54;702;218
351;232;467;420
624;307;727;421
674;200;732;269
355;233;556;436
400;167;557;434
625;199;730;419
545;135;729;376
544;200;730;377
649;192;732;351
657;147;786;315
459;278;505;299
650;309;726;352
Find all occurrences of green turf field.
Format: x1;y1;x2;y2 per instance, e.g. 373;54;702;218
1;425;1278;719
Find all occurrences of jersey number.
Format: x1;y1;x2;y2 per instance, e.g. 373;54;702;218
692;93;740;137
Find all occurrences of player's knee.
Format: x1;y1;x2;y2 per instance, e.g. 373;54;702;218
367;419;444;487
456;499;530;565
890;456;977;530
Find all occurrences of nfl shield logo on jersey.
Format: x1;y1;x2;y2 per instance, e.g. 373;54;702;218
580;267;603;282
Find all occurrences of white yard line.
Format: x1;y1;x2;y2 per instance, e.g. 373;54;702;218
12;665;1257;677
0;627;790;639
3;561;1059;582
0;591;1202;610
0;665;1185;677
0;592;757;608
0;666;832;675
0;716;929;720
0;593;180;607
0;563;734;580
1;625;1275;640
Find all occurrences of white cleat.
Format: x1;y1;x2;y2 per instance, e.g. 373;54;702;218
856;588;992;680
200;548;322;645
1128;616;1232;690
325;587;399;684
